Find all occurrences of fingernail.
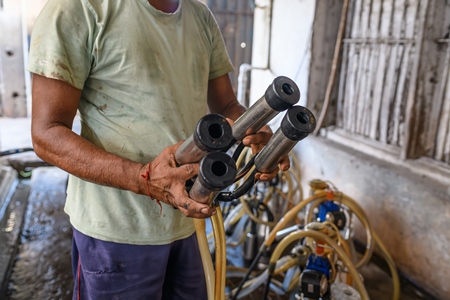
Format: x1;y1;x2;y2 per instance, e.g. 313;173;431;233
201;207;209;214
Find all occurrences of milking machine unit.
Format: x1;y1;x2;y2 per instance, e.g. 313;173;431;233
173;76;318;300
174;76;401;300
173;80;402;300
174;77;402;300
225;177;400;300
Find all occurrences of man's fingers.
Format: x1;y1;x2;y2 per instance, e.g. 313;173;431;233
256;167;279;181
278;155;291;172
161;140;184;158
177;199;217;218
178;163;199;179
225;118;234;126
242;131;272;146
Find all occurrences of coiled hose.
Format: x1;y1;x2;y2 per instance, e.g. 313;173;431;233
268;229;370;300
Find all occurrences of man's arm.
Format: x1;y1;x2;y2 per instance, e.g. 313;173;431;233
207;74;290;180
207;74;246;121
31;74;215;218
31;74;143;192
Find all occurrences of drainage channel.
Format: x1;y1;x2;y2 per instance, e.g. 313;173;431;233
1;167;73;300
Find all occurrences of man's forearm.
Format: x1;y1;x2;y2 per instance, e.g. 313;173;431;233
219;101;247;122
32;124;144;194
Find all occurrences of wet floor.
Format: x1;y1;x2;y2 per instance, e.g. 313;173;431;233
1;166;433;300
5;167;73;300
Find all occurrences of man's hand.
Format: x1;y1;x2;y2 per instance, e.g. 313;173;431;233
228;120;290;181
138;141;216;219
206;74;290;182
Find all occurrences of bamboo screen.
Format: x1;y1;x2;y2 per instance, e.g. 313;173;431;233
337;0;426;148
433;39;450;164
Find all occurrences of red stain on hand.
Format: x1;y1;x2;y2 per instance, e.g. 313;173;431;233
141;162;162;214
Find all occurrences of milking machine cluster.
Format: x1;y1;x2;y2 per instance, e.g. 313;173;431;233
175;76;314;206
175;76;400;300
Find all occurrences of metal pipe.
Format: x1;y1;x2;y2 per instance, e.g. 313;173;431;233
217;105;316;203
232;76;300;141
237;63;252;107
175;114;233;165
254;105;316;173
189;152;237;204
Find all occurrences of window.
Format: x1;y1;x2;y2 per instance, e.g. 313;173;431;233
319;0;450;167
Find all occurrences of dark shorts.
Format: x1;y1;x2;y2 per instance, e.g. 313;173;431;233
72;228;207;300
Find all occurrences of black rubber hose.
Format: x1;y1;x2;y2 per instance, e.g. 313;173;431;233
231;250;264;300
233;155;256;183
0;147;34;157
231;142;246;162
216;169;257;202
262;273;272;300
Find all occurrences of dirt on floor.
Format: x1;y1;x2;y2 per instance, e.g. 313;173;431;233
5;167;73;300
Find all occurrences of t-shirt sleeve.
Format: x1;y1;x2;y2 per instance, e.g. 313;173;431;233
206;10;234;80
27;0;94;90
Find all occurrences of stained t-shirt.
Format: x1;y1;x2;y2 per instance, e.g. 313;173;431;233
27;0;233;244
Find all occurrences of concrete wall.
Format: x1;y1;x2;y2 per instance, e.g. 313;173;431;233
0;0;28;117
250;0;450;299
297;137;449;299
0;0;47;118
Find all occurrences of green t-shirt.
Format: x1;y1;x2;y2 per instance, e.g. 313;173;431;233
27;0;233;244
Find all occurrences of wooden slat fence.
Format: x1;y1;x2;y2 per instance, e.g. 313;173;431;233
337;0;425;148
433;39;450;164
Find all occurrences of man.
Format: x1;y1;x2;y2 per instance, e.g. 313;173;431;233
29;0;289;299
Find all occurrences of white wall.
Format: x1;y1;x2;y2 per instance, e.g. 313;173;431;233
250;0;316;118
24;0;48;35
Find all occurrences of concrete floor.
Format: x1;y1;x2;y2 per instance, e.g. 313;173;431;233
0;117;435;299
3;168;72;299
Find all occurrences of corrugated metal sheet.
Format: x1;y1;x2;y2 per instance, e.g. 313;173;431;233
207;0;254;91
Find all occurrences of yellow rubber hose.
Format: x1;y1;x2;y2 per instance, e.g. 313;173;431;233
304;192;374;269
194;218;215;300
269;229;370;300
373;232;400;300
263;193;328;247
211;206;227;300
